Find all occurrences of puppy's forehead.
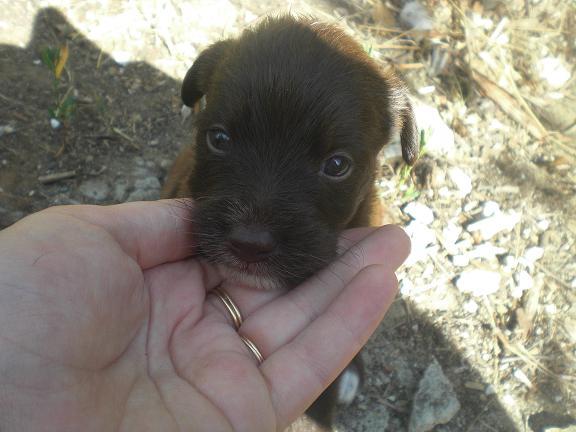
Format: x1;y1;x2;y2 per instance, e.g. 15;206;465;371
210;21;379;155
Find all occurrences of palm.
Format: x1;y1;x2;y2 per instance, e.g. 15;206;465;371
0;201;408;432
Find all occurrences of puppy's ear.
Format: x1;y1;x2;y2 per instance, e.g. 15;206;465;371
398;98;419;165
181;40;233;107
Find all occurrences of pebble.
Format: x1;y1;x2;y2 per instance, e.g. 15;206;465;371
404;202;435;225
451;254;470;267
456;269;501;296
126;176;161;202
466;210;521;240
513;368;532;388
400;1;434;32
49;118;61;129
463;299;479;314
0;124;15;136
571;278;576;289
442;221;462;253
536;57;571;88
412;101;455;156
409;359;461;432
482;200;500;217
113;178;129;202
448;167;472;197
111;50;131;66
511;270;534;299
536;218;551;232
467;243;507;260
523;246;544;265
79;179;110;201
404;221;437;265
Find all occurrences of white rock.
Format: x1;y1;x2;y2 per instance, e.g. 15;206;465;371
400;1;434;32
448;167;472;197
456;269;501;296
467;243;507;260
513;368;532;388
571;278;576;289
482;201;500;217
111;50;132;66
0;124;15;136
523;246;544;264
463;299;479;314
417;85;436;95
404;221;437;265
511;270;533;299
409;359;460;432
412;101;455;157
485;384;496;396
181;104;192;120
466;210;521;240
404;202;435;225
49;118;61;129
536;218;550;232
452;255;470;267
502;254;518;271
537;57;571;88
442;221;462;252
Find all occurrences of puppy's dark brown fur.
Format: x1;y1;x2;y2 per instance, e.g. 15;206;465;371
162;15;417;428
163;16;417;287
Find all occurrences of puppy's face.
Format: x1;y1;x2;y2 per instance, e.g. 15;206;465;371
179;17;418;290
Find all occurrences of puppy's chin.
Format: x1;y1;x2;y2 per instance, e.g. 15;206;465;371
216;263;287;291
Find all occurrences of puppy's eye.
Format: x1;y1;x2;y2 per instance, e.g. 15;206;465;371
321;154;353;179
206;127;231;155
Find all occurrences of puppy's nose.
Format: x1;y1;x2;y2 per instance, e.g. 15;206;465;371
227;225;276;263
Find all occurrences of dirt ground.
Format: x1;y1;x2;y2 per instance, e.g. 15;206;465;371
1;1;575;431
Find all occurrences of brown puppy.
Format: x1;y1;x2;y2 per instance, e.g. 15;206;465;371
162;16;418;429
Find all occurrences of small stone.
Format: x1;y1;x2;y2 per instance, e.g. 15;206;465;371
571;278;576;289
0;124;15;136
512;270;533;299
456;269;501;296
50;118;61;129
412;101;455;157
537;57;571;88
536;219;550;232
400;1;434;32
451;254;469;267
523;246;544;264
485;384;496;396
466;210;521;240
482;201;500;217
111;50;131;66
113;178;129;202
404;201;435;225
404;221;437;265
463;299;479;314
409;359;460;432
513;368;532;388
448;167;472;197
79;179;110;201
442;221;462;253
467;242;507;260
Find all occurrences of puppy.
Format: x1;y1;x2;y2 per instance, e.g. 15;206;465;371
162;16;418;429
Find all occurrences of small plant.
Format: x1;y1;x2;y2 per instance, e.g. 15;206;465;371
399;128;428;201
40;44;76;125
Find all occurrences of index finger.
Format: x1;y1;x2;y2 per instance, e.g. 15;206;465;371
50;199;195;269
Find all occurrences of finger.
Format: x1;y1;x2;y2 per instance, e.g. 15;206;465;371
47;199;196;269
336;227;377;252
262;264;398;429
238;225;409;356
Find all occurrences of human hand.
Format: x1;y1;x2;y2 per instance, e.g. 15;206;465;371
0;200;409;432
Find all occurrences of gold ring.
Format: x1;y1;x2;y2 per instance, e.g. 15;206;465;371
239;335;264;364
210;287;243;330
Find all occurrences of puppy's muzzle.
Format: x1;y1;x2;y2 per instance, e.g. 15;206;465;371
227;224;277;263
